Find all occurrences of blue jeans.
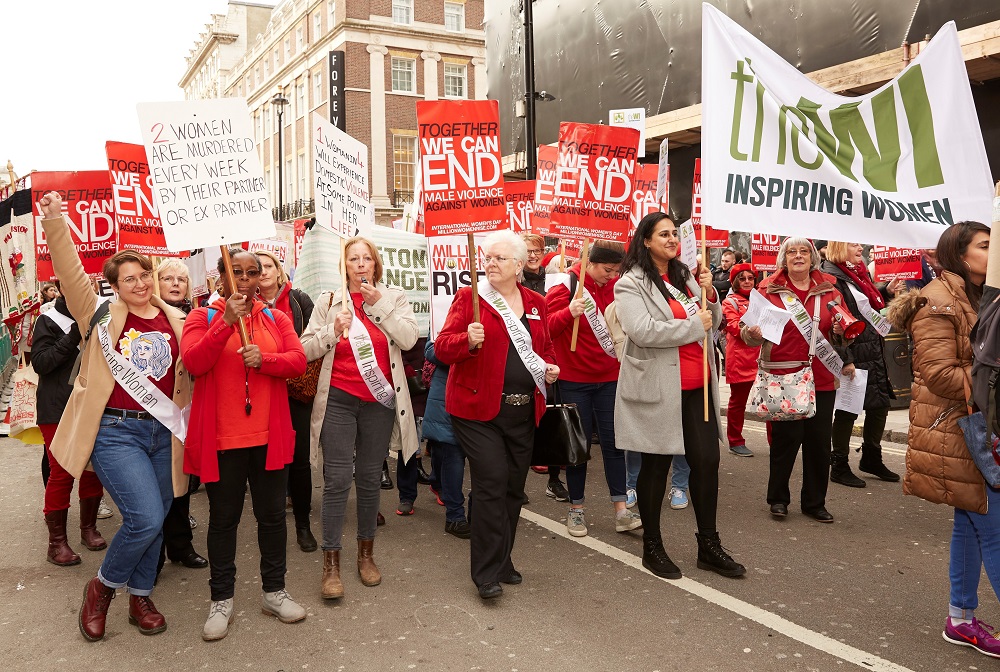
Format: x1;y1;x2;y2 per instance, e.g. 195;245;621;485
626;451;641;491
89;413;174;596
949;485;1000;617
561;380;626;505
429;440;467;522
397;451;420;505
671;455;691;491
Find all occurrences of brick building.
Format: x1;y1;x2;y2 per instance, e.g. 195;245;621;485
182;0;487;225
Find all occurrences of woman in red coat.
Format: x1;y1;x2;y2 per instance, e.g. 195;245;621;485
721;263;761;457
435;230;559;600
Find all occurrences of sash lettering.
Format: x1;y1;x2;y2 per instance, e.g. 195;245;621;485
847;285;892;337
562;277;617;359
781;292;844;374
347;305;395;408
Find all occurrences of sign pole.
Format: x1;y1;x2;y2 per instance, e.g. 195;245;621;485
468;233;481;348
570;238;590;352
701;226;710;422
219;246;250;347
987;181;1000;287
559;239;566;272
341;237;349;339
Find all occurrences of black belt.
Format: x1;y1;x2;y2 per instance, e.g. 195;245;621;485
104;408;153;421
501;393;532;406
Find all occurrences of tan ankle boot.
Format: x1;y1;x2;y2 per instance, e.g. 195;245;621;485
321;550;344;599
357;539;381;586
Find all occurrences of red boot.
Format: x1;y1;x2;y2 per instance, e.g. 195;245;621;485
78;497;107;551
45;510;81;566
79;577;115;641
128;594;167;635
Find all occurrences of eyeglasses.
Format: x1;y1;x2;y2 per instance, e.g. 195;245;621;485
121;271;153;288
483;255;514;265
526;249;544;257
786;249;812;258
232;268;261;278
159;275;188;285
736;273;755;282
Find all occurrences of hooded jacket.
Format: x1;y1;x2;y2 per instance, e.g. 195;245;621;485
31;296;81;425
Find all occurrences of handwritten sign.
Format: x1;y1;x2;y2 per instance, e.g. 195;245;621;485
504;181;535;234
137;98;274;251
105;141;174;256
312;112;370;239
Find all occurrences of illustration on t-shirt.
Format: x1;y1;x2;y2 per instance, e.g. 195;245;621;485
119;329;172;380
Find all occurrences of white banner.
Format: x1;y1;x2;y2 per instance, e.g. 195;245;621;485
427;234;487;339
701;5;992;248
312;112;371;239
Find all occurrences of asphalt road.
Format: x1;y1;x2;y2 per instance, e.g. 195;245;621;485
0;425;983;672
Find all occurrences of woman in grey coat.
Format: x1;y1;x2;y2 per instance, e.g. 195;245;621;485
614;212;745;580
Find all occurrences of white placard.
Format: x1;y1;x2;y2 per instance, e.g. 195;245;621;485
656;138;669;203
610;108;646;158
137;98;275;251
835;368;869;415
312;112;371;239
743;289;793;344
679;219;698;271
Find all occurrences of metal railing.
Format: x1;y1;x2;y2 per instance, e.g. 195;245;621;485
272;199;314;221
392;189;414;208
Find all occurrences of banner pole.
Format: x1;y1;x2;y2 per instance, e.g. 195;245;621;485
559;239;566;272
570;238;590;352
219;246;250;347
152;257;161;298
341;237;349;339
468;232;481;348
701;226;709;423
987;181;1000;287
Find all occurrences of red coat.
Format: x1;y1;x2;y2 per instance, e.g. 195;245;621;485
181;299;307;483
545;264;619;383
435;285;556;424
722;292;760;384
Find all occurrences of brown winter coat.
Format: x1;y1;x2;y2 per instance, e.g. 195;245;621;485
888;272;986;514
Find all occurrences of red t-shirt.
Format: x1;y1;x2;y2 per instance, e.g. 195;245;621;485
106;311;178;411
330;293;393;402
662;275;704;390
214;310;277;450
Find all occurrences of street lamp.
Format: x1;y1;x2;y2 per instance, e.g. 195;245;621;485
521;1;555;180
271;90;290;219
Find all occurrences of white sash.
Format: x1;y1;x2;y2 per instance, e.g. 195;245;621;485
664;283;700;318
481;282;548;401
96;319;188;441
847;285;892;337
780;292;845;374
562;278;616;359
347;309;395;408
45;309;75;335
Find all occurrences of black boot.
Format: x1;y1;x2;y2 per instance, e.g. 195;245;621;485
696;532;746;578
641;536;681;579
830;454;866;488
296;522;318;552
859;448;900;482
416;458;432;485
380;460;394;490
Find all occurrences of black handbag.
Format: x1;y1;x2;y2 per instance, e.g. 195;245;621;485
530;383;591;467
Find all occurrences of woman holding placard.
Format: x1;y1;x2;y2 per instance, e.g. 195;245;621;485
614;213;744;580
38;191;192;642
436;230;560;599
821;242;898;488
742;238;852;524
299;236;419;601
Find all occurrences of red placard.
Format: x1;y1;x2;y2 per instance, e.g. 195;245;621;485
872;246;922;281
504;181;535;234
691;158;729;248
106;141;175;257
33;171;117;281
551;122;639;242
751;233;782;273
629;164;669;235
417;100;505;237
531;145;557;235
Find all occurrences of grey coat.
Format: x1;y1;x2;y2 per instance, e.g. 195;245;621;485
613;266;723;455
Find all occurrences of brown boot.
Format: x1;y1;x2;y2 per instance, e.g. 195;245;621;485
78;497;108;551
357;539;381;587
321;550;344;599
79;576;115;641
45;509;81;566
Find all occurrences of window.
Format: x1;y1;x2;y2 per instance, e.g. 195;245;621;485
296;82;306;117
445;2;464;32
264;106;271;136
313;71;324;105
255;111;261;141
255;66;261;85
284;38;291;60
393;135;417;191
444;63;467;98
246;75;252;92
264;57;270;77
297;154;307;199
328;0;336;25
391;57;416;93
313;12;322;39
392;0;413;25
296;26;305;51
286;159;293;199
273;47;280;69
265;169;272;198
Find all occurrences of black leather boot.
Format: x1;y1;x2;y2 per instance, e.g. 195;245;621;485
696;532;746;578
859;447;900;482
641;536;681;579
830;454;866;488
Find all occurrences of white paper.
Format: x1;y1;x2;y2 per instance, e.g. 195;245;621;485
679;219;698;271
835;368;869;415
742;289;792;344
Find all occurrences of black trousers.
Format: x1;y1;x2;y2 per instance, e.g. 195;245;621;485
157;490;196;575
767;390;836;512
831;406;889;459
452;402;534;588
288;398;314;528
636;388;720;541
205;445;288;601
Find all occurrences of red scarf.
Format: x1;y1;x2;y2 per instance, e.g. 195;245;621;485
837;262;884;309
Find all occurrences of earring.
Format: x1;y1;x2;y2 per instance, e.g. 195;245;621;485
964;260;973;271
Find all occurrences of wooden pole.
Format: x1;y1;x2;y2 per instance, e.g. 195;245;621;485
559;239;566;272
987;181;1000;287
701;226;709;422
219;246;250;346
340;237;349;339
152;257;161;298
569;238;590;352
468;232;481;348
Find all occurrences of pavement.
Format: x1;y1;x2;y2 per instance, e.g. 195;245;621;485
0;401;982;672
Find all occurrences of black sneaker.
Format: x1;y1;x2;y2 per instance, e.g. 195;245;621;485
545;480;569;502
641;537;682;579
380;462;394;490
695;532;746;578
445;520;471;539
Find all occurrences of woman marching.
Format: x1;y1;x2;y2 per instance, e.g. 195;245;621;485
721;263;761;457
614;213;744;580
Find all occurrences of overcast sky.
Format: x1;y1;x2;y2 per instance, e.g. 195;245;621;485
2;0;266;175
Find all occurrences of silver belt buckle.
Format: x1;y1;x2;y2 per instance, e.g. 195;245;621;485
503;393;531;406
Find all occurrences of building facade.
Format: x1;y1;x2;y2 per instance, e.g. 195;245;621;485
183;0;487;225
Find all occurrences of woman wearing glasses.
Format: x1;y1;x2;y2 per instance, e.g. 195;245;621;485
436;230;559;600
721;263;761;457
182;249;308;641
299;237;419;601
38;192;193;642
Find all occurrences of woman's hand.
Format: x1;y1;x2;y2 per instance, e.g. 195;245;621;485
697;309;713;332
841;363;856;381
697;265;714;292
358;282;382;306
832;319;845;336
467;322;485;349
887;279;906;296
545;363;560;384
38;191;63;219
333;310;353;336
223;292;251;326
238;344;262;368
568;297;586;318
745;325;763;341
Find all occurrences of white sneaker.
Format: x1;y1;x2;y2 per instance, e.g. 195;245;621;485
97;499;114;520
615;509;643;532
261;589;306;624
566;508;588;537
202;598;234;641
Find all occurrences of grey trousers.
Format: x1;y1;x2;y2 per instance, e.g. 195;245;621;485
320;386;396;551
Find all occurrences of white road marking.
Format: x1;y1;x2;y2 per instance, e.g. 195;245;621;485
519;507;917;672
